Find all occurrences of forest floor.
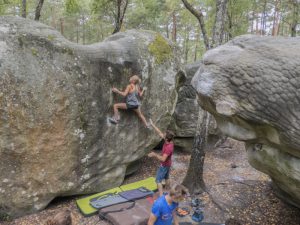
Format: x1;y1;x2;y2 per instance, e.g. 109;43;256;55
1;138;300;225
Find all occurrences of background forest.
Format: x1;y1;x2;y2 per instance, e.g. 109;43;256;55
0;0;299;63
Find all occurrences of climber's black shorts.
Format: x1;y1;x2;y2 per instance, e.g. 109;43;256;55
126;104;139;110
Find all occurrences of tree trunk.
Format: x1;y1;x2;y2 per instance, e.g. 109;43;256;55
226;7;233;39
256;9;260;34
251;10;255;34
50;7;55;28
112;0;129;34
172;11;177;42
99;21;104;41
290;0;299;37
261;0;267;35
211;0;228;48
166;20;169;39
184;26;190;63
182;0;228;195
34;0;45;21
76;20;79;43
60;18;64;36
272;0;281;36
166;20;169;38
182;110;210;194
82;15;86;44
113;0;121;34
194;30;200;62
251;1;257;34
181;0;210;50
22;0;26;18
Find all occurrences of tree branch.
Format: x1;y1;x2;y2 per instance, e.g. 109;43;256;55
34;0;44;21
181;0;210;50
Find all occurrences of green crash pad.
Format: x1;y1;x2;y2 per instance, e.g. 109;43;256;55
120;177;157;191
76;177;157;216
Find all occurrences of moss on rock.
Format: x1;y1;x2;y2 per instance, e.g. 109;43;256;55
31;47;38;56
148;34;172;64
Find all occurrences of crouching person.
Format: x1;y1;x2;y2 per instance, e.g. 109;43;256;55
147;184;188;225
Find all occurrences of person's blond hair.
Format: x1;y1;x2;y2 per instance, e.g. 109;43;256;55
169;184;188;198
130;75;141;84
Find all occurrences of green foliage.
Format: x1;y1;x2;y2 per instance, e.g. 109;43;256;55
91;0;119;35
226;0;253;37
0;0;17;15
65;0;80;15
31;47;38;56
0;205;11;222
148;34;172;64
0;0;8;14
47;35;55;41
0;0;298;60
92;0;112;14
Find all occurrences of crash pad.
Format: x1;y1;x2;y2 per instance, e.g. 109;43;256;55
120;177;157;191
76;187;122;216
119;187;154;200
90;194;128;209
99;197;153;225
76;177;157;216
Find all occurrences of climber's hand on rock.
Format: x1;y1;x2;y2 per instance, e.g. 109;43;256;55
148;152;155;158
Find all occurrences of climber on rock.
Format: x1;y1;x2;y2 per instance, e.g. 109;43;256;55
109;75;150;128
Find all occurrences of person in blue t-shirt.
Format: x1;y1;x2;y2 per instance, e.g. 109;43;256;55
147;184;188;225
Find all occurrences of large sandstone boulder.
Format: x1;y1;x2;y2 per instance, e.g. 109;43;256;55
170;62;199;151
192;35;300;208
170;62;221;152
0;16;180;217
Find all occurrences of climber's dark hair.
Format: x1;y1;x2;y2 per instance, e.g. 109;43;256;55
165;130;175;142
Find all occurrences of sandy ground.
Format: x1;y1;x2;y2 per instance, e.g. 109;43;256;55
1;138;300;225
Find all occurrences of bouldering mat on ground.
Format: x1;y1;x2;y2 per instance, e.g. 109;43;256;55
119;187;154;200
76;187;122;216
90;194;128;209
99;197;153;225
119;177;157;191
76;177;157;216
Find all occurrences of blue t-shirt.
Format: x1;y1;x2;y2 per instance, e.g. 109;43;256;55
152;195;178;225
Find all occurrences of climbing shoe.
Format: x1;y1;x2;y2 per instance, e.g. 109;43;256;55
145;120;152;129
108;117;119;124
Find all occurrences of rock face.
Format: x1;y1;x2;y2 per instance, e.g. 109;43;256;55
192;35;300;208
0;16;180;217
170;62;221;152
170;62;199;152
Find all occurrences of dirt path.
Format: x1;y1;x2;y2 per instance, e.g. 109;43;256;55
172;139;300;225
1;139;300;225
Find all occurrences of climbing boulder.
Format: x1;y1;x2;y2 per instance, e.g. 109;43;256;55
192;35;300;208
170;61;221;152
170;62;199;152
0;16;180;217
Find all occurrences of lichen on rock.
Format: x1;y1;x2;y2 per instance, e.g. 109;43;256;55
148;34;172;64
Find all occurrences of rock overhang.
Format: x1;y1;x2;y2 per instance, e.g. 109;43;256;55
191;35;300;208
